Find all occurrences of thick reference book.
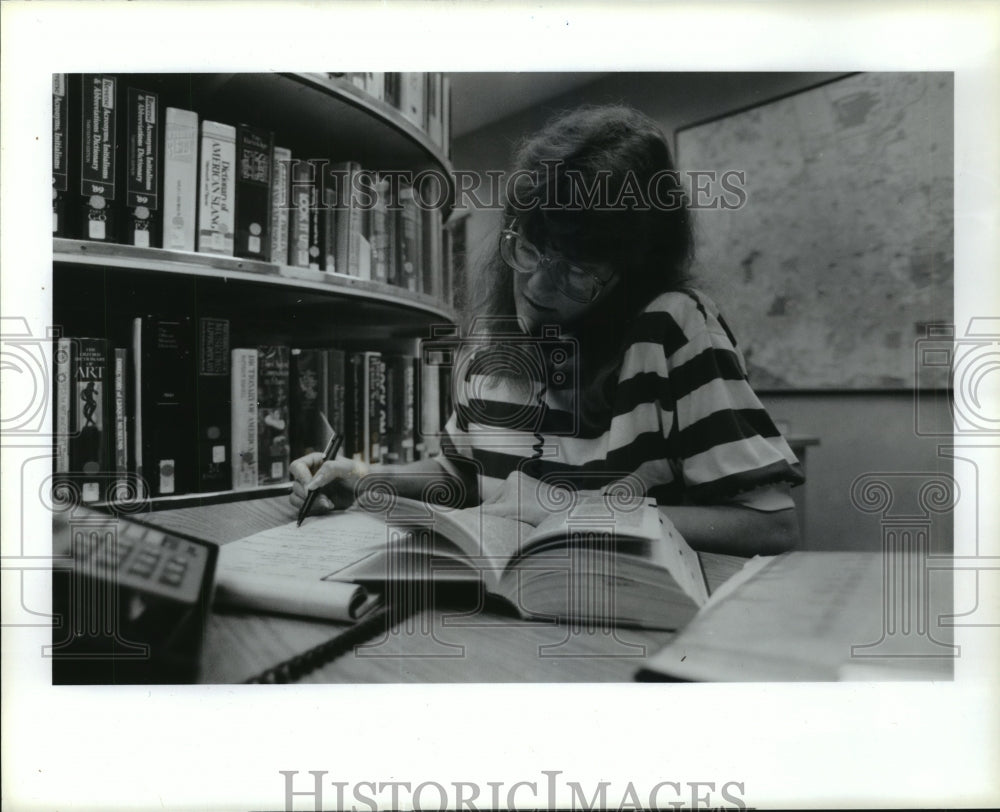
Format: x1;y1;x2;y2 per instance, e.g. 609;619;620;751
230;348;258;489
270;146;292;264
78;74;119;242
121;85;161;248
223;496;708;631
234;124;273;260
197;120;236;255
132;316;196;497
196;318;231;493
52;74;72;236
289;347;326;461
68;337;112;503
257;345;291;485
162;107;199;252
635;552;955;682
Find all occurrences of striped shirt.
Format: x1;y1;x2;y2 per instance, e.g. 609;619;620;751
442;289;804;511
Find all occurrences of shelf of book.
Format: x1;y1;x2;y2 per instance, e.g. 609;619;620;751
54;238;458;325
187;72;454;207
97;483;293;514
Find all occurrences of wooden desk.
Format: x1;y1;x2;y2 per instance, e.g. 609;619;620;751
138;497;745;684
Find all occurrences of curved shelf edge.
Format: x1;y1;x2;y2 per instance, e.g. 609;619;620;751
54;239;458;323
286;73;456;208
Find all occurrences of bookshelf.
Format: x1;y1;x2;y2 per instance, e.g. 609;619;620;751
52;72;457;511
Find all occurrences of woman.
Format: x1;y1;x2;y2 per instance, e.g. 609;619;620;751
291;105;803;556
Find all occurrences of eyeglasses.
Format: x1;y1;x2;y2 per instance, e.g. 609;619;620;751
499;225;614;304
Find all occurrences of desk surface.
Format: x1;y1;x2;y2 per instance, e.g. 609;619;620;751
139;497;745;684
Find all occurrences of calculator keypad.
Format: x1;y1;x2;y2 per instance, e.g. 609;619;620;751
69;520;208;605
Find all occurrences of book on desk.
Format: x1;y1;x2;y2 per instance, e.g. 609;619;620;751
214;495;709;632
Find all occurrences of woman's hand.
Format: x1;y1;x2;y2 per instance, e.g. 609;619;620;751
288;452;369;516
478;470;562;527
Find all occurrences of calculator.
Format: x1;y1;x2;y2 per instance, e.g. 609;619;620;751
51;507;218;684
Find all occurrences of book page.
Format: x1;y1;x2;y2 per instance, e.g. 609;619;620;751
215;509;392;620
640;552;954;681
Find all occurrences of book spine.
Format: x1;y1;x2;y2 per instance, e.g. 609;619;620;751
308;181;323;270
197;318;232;492
398;182;419;292
197;120;237;255
270;147;292;264
412;357;425;460
54;337;72;474
327;348;347;439
52;74;71;237
366;352;386;464
78;74;118;242
288;160;315;268
346;352;365;461
386;200;399;287
230;348;259;489
382;355;416;465
257;345;290;484
421;200;438;298
332;162;353;277
419;356;440;458
426;73;443;147
136;316;195;497
399;72;426;131
290;348;324;461
113;348;129;500
131;319;143;490
234;124;273;260
370;176;390;284
364;72;385;102
69;337;111;503
122;86;161;248
442;75;452;159
162;107;199;252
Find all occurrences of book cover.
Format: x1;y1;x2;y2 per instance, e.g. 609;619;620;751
132;316;196;498
197;120;236;255
290;348;326;461
397;182;420;292
112;347;129;500
52;74;72;237
230;348;258;489
162;107;199;252
122;86;161;248
69;337;111;503
288;160;315;268
78;74;118;242
257;345;290;485
270;146;292;264
234;124;273;260
197;318;232;493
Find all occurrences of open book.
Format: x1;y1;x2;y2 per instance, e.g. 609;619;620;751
216;496;709;630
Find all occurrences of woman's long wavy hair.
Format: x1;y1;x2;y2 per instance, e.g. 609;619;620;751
463;104;695;425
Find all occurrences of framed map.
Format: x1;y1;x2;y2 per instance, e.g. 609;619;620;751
676;73;953;390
